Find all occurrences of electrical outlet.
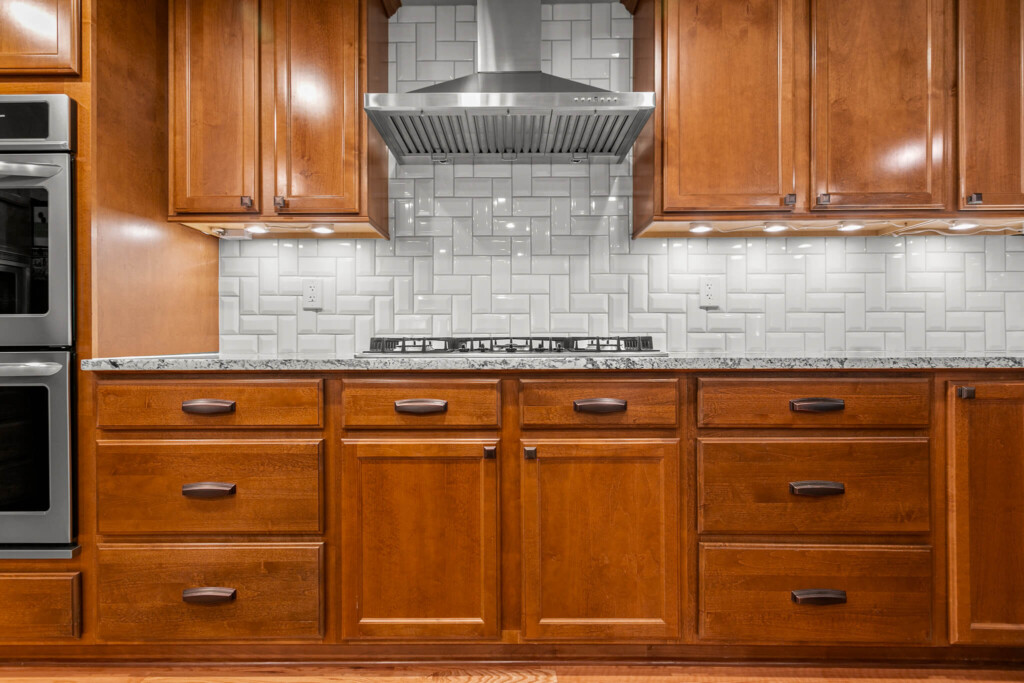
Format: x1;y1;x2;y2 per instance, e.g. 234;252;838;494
699;275;724;310
302;279;323;310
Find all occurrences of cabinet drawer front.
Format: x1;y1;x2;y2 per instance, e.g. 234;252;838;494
97;543;323;642
0;573;80;641
698;378;930;428
342;380;500;428
96;440;322;534
96;380;322;429
700;544;932;645
520;379;679;428
699;438;930;534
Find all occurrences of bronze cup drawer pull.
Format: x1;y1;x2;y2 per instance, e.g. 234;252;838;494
789;397;845;413
182;482;237;499
181;399;237;415
791;589;847;606
394;398;448;415
573;398;628;414
789;480;846;497
182;587;237;605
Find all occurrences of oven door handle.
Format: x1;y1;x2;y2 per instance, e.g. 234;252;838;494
0;362;64;377
0;160;63;180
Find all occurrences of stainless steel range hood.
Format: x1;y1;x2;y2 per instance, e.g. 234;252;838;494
364;0;654;164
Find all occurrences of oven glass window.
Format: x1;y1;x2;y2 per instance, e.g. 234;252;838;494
0;386;50;512
0;188;49;315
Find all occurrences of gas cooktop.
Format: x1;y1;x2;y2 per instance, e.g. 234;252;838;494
361;336;665;356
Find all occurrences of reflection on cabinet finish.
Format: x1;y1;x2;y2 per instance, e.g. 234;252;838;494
521;439;680;641
96;543;324;642
169;0;260;214
810;0;948;210
341;440;499;640
949;381;1024;645
96;440;323;534
0;573;80;641
662;0;796;212
0;0;80;74
519;379;679;428
342;380;501;429
700;543;932;645
698;438;930;534
958;0;1024;210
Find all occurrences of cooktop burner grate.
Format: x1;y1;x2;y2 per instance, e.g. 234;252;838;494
366;336;658;354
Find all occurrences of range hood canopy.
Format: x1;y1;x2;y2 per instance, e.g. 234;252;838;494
364;0;654;164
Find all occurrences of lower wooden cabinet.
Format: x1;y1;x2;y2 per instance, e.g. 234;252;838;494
341;440;500;640
0;573;80;641
96;543;323;642
520;439;680;641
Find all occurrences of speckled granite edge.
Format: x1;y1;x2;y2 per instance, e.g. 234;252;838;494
81;354;1024;371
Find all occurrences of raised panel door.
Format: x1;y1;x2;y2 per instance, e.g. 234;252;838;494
0;0;79;74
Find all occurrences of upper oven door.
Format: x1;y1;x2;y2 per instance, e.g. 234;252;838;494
0;153;72;348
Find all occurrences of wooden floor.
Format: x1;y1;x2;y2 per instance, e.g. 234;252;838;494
0;666;1022;683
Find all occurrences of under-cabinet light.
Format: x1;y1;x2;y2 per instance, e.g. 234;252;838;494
311;225;334;234
690;223;713;234
244;224;268;234
764;223;789;233
838;222;864;232
951;220;979;231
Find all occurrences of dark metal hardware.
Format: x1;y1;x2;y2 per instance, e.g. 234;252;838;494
394;398;448;414
240;195;253;208
784;193;797;206
182;482;237;499
483;446;497;460
791;589;847;606
789;480;846;497
182;587;237;605
817;193;831;205
524;446;537;460
181;399;237;415
957;386;976;399
274;195;286;208
573;398;628;414
789;397;846;413
967;193;984;205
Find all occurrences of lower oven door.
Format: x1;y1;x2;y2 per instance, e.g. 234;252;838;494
0;351;71;544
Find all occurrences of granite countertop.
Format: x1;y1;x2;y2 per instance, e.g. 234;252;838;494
81;353;1024;371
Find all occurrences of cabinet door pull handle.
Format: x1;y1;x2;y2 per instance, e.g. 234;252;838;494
182;482;237;499
240;195;254;208
524;446;537;460
791;589;847;606
817;193;831;205
789;397;845;413
967;192;983;205
483;446;497;460
573;398;627;414
182;587;237;605
394;398;448;414
957;386;976;399
789;480;845;496
274;195;286;208
181;399;236;415
783;193;797;206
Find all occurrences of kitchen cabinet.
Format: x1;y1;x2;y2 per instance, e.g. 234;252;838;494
661;0;797;213
0;573;80;641
958;0;1024;210
169;0;261;215
0;0;80;75
949;381;1024;645
810;0;948;210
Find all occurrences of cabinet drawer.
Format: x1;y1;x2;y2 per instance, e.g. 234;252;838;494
699;438;930;534
700;543;932;645
97;543;323;642
0;573;80;641
342;380;500;428
96;380;322;429
96;440;322;534
698;378;930;428
520;379;679;428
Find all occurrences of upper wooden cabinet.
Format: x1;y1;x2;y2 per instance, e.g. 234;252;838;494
949;381;1024;646
169;0;260;215
662;0;797;213
0;0;80;75
810;0;947;210
958;0;1024;210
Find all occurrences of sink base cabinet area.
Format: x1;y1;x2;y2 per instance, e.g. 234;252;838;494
4;369;1024;663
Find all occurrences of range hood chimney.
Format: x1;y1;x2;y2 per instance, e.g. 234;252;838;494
364;0;654;164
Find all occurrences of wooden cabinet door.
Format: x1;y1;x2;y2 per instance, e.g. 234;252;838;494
811;0;947;210
169;0;260;214
264;0;361;215
949;382;1024;645
959;0;1024;210
662;0;797;212
521;440;680;641
0;0;79;74
341;440;500;640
